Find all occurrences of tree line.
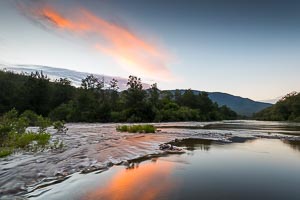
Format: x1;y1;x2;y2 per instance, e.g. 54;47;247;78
254;92;300;122
0;70;237;122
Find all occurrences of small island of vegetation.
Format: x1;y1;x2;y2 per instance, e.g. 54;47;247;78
116;124;156;133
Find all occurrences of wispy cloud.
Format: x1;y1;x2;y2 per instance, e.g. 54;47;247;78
19;4;174;80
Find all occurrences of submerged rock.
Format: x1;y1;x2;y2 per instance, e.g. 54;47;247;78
159;143;185;154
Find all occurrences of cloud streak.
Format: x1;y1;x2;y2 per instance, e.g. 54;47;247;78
21;4;173;80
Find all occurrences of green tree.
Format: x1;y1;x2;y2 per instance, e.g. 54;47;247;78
254;92;300;122
24;71;51;115
123;76;151;122
81;75;104;91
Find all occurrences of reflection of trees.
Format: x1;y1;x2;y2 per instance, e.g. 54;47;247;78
195;144;211;151
229;136;256;143
282;140;300;152
126;162;139;170
170;138;212;151
126;158;158;170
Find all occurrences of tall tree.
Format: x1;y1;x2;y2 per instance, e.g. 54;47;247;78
149;83;159;106
124;76;148;121
81;75;104;91
25;71;51;115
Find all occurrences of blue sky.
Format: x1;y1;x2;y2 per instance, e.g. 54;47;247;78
0;0;299;100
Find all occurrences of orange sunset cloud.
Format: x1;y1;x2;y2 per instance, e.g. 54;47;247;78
24;5;173;80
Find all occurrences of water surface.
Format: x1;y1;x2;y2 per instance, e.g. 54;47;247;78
1;120;300;199
29;138;300;200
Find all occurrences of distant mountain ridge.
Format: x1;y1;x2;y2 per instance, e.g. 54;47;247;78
1;64;272;116
208;92;272;116
166;90;272;117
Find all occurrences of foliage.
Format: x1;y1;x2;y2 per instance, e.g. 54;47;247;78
0;109;29;142
20;110;39;126
254;92;300;121
116;124;156;133
109;78;119;91
0;109;53;157
9;131;51;148
53;120;68;133
0;148;12;158
81;74;104;91
0;70;237;123
36;116;52;133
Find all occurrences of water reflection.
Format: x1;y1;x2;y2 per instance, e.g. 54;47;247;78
26;138;300;200
168;137;257;152
169;138;213;151
282;140;300;152
83;160;176;200
158;120;300;135
82;139;300;200
229;136;256;143
203;122;300;132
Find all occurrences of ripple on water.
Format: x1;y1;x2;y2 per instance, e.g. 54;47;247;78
1;120;300;198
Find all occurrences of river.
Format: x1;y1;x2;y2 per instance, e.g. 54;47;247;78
1;120;300;199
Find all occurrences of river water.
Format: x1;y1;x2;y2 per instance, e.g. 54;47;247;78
1;120;300;199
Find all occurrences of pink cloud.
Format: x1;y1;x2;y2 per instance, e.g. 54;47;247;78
23;5;174;80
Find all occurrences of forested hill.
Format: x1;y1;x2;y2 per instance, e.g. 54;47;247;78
208;92;271;116
2;65;271;116
0;70;237;122
167;90;272;117
254;92;300;122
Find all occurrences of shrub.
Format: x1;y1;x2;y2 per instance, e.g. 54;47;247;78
7;131;51;149
116;125;128;132
53;120;68;133
20;110;39;126
36;116;52;133
49;103;72;121
0;148;13;158
0;109;53;157
116;124;156;133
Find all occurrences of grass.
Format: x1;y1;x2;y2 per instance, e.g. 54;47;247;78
0;109;64;158
1;132;51;157
116;124;156;133
0;148;13;158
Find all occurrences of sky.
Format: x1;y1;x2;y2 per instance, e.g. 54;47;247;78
0;0;299;101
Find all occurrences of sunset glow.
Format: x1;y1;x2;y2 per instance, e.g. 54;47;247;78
84;161;176;200
33;6;173;80
1;0;300;99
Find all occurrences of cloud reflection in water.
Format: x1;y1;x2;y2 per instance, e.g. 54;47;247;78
83;160;177;200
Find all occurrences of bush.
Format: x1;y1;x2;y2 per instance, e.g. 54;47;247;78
49;103;72;121
53;120;68;133
0;109;29;142
0;148;13;158
6;131;51;149
0;109;53;157
36;116;52;133
20;110;39;126
116;125;128;132
116;124;156;133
